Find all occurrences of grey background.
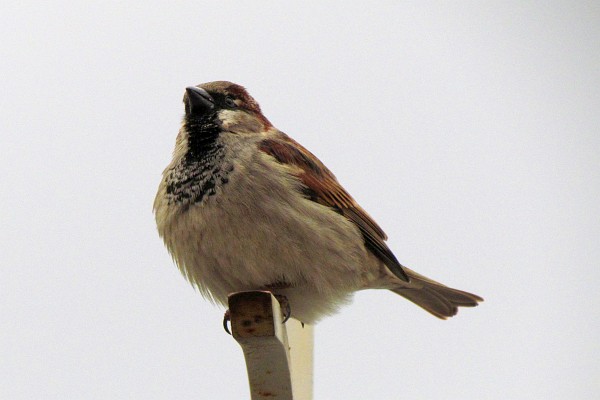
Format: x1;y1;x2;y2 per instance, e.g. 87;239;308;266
2;2;599;399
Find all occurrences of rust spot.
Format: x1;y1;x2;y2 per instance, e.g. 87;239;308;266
258;391;276;397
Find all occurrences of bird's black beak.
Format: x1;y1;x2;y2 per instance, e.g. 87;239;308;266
185;86;215;116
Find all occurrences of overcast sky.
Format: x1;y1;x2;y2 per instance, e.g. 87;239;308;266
2;2;599;399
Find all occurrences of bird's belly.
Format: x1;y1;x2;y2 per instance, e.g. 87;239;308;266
163;172;374;321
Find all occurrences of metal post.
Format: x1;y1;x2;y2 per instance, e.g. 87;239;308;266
228;291;314;400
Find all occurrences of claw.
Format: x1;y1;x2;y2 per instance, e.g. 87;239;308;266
274;294;291;323
282;306;291;323
223;309;231;335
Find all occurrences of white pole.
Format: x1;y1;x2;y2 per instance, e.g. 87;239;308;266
286;319;314;400
228;291;314;400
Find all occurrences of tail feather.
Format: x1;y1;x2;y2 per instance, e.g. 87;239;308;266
391;268;483;319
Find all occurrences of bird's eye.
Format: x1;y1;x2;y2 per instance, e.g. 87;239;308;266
224;96;237;108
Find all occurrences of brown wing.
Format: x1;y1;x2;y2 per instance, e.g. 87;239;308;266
259;132;409;282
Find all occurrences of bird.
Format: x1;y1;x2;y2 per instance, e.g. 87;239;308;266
153;81;482;325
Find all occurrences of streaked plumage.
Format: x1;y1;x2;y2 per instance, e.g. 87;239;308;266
154;81;482;323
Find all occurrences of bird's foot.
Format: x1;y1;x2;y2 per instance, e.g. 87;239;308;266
223;309;231;335
274;294;291;323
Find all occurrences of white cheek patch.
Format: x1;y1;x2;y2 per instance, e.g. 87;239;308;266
218;109;243;130
218;109;263;133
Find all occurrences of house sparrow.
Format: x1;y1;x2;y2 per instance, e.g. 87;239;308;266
154;81;482;324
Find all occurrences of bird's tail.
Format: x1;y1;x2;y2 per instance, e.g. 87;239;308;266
391;267;483;319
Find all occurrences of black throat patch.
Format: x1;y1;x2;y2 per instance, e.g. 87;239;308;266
165;114;233;206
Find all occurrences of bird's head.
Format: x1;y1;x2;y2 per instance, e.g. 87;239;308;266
160;82;274;207
183;81;272;135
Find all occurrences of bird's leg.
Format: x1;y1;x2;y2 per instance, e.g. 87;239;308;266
263;281;293;323
273;294;291;323
222;309;231;335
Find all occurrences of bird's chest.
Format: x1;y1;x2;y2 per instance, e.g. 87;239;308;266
191;155;314;256
162;144;369;305
164;147;234;208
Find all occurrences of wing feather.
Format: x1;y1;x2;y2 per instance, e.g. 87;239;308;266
259;132;409;282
